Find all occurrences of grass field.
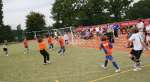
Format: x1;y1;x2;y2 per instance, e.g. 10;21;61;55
0;41;150;82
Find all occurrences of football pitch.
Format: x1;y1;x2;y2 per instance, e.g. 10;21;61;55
0;41;150;82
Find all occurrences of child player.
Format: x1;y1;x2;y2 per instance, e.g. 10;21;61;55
58;36;65;56
47;35;54;49
38;38;51;65
2;41;8;56
23;37;29;54
99;36;120;72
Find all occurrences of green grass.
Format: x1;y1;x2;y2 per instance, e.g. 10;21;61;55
0;41;150;82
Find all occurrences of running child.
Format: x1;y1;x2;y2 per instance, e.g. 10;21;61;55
47;35;54;49
58;36;65;56
2;42;8;56
23;37;29;54
99;36;120;72
38;38;50;65
127;28;148;71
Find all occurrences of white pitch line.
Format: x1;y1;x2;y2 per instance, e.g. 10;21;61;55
90;64;150;82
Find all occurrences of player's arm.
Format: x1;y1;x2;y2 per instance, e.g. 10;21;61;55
139;36;149;50
127;40;133;47
126;34;134;48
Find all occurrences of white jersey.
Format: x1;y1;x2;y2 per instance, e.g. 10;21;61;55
3;45;7;49
64;34;69;40
129;32;144;50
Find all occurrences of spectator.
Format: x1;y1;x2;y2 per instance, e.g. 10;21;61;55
113;24;120;38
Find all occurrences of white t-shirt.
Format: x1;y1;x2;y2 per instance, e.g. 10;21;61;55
3;45;7;49
129;33;144;50
64;34;69;40
136;22;144;32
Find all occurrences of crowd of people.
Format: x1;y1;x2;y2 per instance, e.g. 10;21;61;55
76;23;120;43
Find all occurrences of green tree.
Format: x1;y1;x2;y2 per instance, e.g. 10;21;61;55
26;12;46;32
78;0;109;25
0;25;14;42
0;0;14;42
106;0;133;21
52;0;108;28
0;0;3;26
52;0;77;28
0;0;4;42
16;24;23;41
127;0;150;19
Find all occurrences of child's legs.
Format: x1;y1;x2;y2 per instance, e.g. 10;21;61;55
130;49;142;63
58;46;65;54
58;48;62;53
134;50;143;67
3;48;8;55
44;50;50;61
104;58;108;67
26;47;29;53
130;49;137;62
106;56;119;69
62;46;65;53
51;44;54;48
49;44;52;49
5;50;8;55
24;46;29;53
40;50;47;63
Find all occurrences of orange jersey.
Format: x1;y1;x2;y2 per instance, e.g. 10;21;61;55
59;38;64;47
48;37;52;44
38;41;46;50
100;41;113;56
23;39;28;47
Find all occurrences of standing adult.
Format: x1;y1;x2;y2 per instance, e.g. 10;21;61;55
113;24;120;38
105;24;114;43
95;27;100;36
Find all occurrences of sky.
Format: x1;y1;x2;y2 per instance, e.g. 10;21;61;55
3;0;55;29
3;0;140;29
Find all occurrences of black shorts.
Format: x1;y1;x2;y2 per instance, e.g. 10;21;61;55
40;49;48;55
130;49;143;59
3;48;8;51
25;46;28;48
